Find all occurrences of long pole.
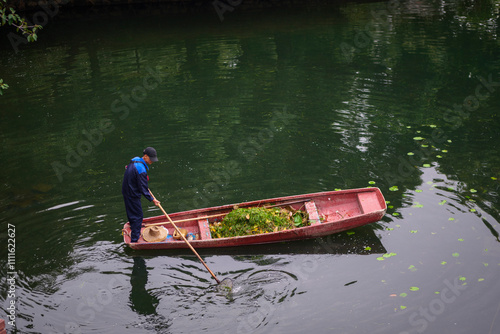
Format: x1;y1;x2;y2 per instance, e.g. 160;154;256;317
149;190;221;284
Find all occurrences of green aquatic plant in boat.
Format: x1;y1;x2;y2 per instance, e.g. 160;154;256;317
210;206;309;238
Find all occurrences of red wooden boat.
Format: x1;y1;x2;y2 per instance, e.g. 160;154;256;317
123;188;387;250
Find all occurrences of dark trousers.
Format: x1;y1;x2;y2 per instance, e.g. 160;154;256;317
124;196;143;242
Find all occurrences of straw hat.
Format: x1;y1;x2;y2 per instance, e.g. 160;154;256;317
142;226;168;242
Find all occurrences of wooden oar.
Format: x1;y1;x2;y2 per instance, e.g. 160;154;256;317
148;190;222;284
144;198;311;227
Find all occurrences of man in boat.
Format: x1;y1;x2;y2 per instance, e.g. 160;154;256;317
122;147;161;243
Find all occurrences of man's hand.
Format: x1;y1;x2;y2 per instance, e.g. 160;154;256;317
153;199;161;207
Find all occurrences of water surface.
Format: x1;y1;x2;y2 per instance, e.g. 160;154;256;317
1;1;499;333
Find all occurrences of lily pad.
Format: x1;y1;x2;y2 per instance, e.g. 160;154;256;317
470;189;477;193
409;287;420;291
389;186;399;191
407;152;414;156
368;181;376;185
452;252;460;257
413;136;424;141
423;164;431;168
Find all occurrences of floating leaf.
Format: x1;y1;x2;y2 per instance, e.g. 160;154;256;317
470;208;476;212
409;287;420;291
392;212;400;216
429;124;437;128
442;149;448;153
377;257;385;261
436;155;443;158
407;152;414;156
400;305;407;310
387;227;394;231
439;200;447;205
346;231;355;236
408;265;417;271
448;217;455;221
458;238;464;242
368;181;376;185
421;144;429;148
478;278;485;282
483;263;489;267
335;188;342;191
435;291;440;294
388;205;394;209
447;139;452;143
415;189;423;193
452;252;460;257
389;186;399;191
492;177;498;180
413;136;424;141
410;230;418;233
441;261;447;265
364;246;372;251
400;293;408;297
470;189;477;193
413;202;424;208
423;164;431;168
459;276;466;281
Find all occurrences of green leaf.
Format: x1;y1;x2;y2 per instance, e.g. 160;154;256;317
368;181;376;185
400;293;408;297
452;252;460;257
409;287;420;291
448;217;455;221
407;152;414;156
400;305;407;310
364;246;371;251
439;200;447;205
389;186;399;191
470;189;477;193
410;230;418;233
413;136;424;140
458;238;464;242
441;261;447;265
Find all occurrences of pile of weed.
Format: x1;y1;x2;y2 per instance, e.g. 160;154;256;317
210;206;309;238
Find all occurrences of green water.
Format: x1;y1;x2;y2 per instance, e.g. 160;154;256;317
1;0;500;333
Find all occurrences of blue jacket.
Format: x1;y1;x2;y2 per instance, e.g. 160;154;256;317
122;157;154;201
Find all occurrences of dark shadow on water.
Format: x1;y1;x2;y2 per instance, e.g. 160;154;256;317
130;256;159;315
